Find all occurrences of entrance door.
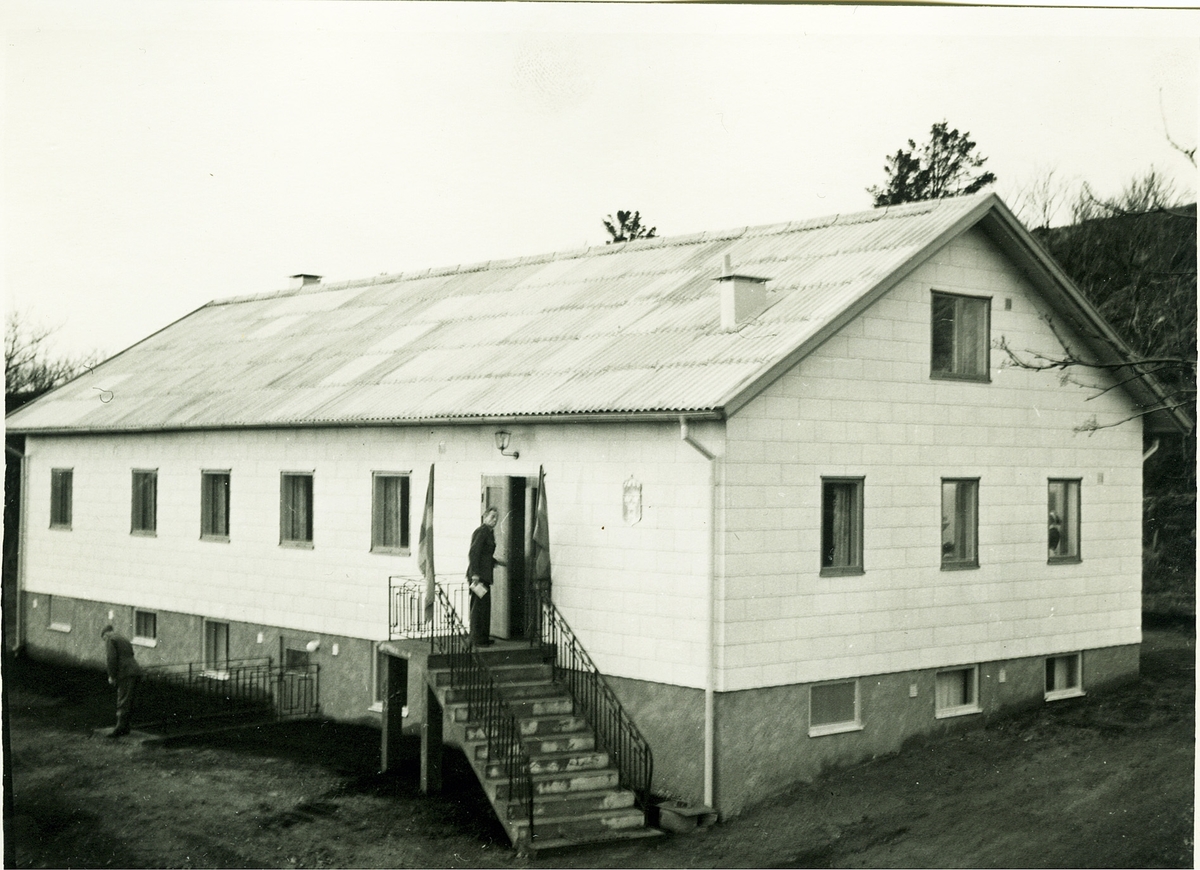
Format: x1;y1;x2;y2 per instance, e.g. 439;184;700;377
481;475;535;639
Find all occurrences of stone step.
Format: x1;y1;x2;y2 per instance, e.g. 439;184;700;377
465;714;588;742
491;768;620;801
469;733;596;761
442;680;567;706
504;787;636;822
430;663;552;687
447;695;573;722
524;824;664;855
483;749;610;779
511;807;657;847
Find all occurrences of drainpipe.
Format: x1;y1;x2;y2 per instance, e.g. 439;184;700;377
6;442;26;651
1142;438;1161;463
680;417;717;809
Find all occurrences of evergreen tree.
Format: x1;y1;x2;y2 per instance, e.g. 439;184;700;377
869;121;996;206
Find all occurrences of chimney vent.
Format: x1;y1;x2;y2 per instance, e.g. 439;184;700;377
290;273;323;290
714;257;770;332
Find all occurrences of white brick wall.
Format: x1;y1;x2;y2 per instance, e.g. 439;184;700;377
22;420;716;686
718;227;1144;691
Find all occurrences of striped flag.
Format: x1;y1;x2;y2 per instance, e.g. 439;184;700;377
531;465;551;591
417;464;436;622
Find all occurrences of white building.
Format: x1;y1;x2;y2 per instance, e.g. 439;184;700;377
8;193;1187;821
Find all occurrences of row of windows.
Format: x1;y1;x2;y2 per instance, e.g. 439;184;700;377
49;468;411;552
821;477;1081;574
809;653;1084;736
50;467;1081;566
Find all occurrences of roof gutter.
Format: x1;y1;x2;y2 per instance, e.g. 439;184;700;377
680;416;718;812
7;409;726;438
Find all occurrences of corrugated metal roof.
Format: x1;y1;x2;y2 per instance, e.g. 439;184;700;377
8;194;999;432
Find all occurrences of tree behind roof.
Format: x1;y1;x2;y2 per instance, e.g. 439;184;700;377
868;121;996;206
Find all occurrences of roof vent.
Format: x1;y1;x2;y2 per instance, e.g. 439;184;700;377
714;254;770;332
290;273;323;290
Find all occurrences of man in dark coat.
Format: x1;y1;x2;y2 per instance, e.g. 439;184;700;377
101;625;142;737
467;507;505;646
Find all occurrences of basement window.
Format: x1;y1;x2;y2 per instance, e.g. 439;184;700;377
935;666;980;718
133;610;158;647
47;595;74;633
809;680;861;737
1045;653;1084;701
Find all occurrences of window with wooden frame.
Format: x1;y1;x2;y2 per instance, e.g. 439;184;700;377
935;665;980;718
931;291;990;381
1047;479;1081;562
131;469;158;535
821;477;864;575
50;468;73;529
1045;653;1084;701
371;472;411;554
280;472;314;546
201;471;231;540
809;679;861;736
941;479;979;568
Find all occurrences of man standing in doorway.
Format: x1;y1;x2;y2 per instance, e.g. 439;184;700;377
467;507;505;647
100;625;142;737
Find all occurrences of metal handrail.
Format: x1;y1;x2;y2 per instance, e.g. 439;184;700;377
408;580;536;845
528;582;654;815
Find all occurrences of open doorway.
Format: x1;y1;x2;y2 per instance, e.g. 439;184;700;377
481;475;539;639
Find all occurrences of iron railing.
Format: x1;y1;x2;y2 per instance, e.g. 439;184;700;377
528;581;654;815
389;574;469;640
137;657;320;729
402;579;535;844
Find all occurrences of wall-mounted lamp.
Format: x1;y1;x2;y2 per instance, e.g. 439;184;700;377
494;430;520;459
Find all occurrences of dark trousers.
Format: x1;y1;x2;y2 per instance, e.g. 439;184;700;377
469;587;491;644
115;676;138;722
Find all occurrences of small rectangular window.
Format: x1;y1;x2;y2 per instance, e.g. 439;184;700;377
201;471;231;540
809;680;860;736
134;610;158;646
280;473;314;546
47;595;74;632
204;620;230;675
941;479;979;568
1048;479;1081;562
371;473;411;553
821;478;864;575
50;469;73;529
131;469;157;535
1045;653;1084;701
284;648;311;672
931;291;990;381
935;666;980;717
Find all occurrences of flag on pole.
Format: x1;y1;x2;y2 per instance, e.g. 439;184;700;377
531;465;551;592
417;464;436;622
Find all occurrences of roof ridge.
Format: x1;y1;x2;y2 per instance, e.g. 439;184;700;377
205;193;991;310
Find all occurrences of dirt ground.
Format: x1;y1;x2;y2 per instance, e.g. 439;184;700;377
5;626;1194;869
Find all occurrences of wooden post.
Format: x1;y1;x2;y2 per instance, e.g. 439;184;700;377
420;684;443;793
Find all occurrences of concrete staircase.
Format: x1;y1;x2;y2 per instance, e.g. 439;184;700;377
428;645;662;853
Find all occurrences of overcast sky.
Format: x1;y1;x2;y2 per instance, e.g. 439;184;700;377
4;2;1197;363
